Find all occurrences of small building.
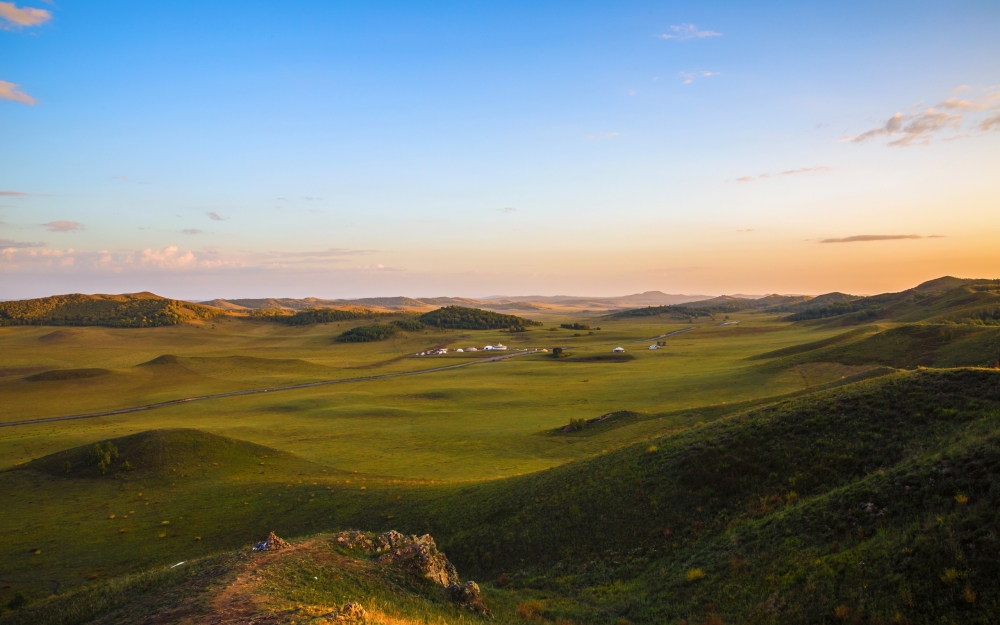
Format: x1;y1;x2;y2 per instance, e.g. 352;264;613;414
494;343;508;351
456;348;464;353
467;347;477;351
613;347;625;353
648;344;660;350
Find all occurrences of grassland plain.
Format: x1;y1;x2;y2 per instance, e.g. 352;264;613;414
3;369;1000;624
6;287;1000;623
1;313;861;477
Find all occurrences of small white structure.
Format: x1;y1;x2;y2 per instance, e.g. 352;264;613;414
648;344;660;350
494;343;507;351
456;348;464;353
613;347;625;353
467;347;477;351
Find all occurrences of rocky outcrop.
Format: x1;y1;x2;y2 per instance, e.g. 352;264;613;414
332;530;488;614
252;531;290;552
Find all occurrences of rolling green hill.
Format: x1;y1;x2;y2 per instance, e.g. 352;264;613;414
0;293;225;328
417;306;541;329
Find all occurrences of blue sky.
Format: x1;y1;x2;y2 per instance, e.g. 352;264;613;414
2;1;999;299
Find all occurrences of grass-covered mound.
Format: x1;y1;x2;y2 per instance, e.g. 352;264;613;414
0;292;225;328
335;324;398;342
27;429;304;478
24;368;112;382
417;306;540;330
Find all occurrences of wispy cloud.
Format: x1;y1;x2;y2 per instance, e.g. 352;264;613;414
206;211;225;221
660;24;721;40
585;131;620;140
0;238;45;247
498;207;517;214
680;71;718;85
0;191;28;196
736;166;832;182
260;248;376;259
820;234;944;243
845;109;963;147
182;229;202;235
0;80;35;105
43;220;83;232
0;1;51;28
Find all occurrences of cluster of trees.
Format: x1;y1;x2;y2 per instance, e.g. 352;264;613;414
334;324;398;342
392;319;425;331
417;306;541;330
0;293;222;328
560;323;595;330
281;308;387;326
611;305;712;320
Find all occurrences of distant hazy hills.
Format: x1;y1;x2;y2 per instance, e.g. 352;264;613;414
3;277;995;327
201;290;711;312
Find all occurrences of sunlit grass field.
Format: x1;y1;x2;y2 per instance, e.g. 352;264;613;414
0;313;859;477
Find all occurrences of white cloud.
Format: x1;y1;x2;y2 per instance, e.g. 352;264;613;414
0;80;35;105
206;211;225;221
182;229;202;235
0;1;51;28
660;24;721;40
680;71;718;85
44;220;83;232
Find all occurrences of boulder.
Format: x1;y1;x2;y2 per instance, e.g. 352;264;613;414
447;581;491;616
338;602;366;620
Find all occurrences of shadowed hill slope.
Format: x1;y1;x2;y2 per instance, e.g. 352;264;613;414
788;278;1000;325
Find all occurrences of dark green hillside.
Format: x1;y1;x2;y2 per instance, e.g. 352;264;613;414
788;278;1000;324
417;306;540;329
379;369;1000;624
766;291;858;313
0;292;224;328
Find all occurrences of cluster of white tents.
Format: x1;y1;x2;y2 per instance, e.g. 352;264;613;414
416;343;508;356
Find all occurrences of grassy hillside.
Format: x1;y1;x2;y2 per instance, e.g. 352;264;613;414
787;278;1000;325
419;369;1000;623
0;293;224;328
418;306;541;329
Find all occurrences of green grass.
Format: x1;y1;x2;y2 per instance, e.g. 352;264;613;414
5;296;1000;623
